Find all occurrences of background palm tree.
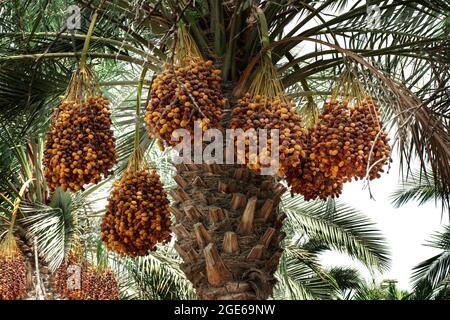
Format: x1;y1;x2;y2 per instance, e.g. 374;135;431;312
409;226;450;299
0;0;449;299
391;166;449;300
352;279;410;300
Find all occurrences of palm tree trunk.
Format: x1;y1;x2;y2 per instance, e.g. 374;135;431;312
16;235;58;300
172;163;286;299
171;83;287;300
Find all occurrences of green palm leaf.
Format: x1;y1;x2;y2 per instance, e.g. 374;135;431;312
282;195;390;271
120;246;196;300
390;167;449;214
274;246;336;300
18;188;79;271
411;226;450;290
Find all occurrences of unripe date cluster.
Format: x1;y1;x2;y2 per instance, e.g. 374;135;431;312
43;96;117;192
101;169;172;256
145;60;226;146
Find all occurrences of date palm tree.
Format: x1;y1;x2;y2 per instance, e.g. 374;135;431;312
0;126;390;300
0;0;449;299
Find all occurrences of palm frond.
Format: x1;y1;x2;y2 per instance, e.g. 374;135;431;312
390;166;449;215
328;266;362;291
120;246;196;300
282;195;390;271
18;188;79;271
274;245;337;300
411;226;450;289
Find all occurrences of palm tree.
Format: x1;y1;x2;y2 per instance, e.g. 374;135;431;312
353;279;410;300
0;130;391;299
391;167;449;299
410;226;450;299
0;0;449;299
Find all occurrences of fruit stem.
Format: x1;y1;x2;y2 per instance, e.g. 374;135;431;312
175;26;203;65
254;6;270;55
8;178;34;235
79;8;100;71
134;64;149;156
248;6;285;99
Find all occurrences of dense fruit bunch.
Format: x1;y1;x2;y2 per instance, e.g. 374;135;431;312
230;94;306;176
286;129;344;201
101;169;172;256
308;98;391;182
43;95;117;192
0;252;26;300
350;97;391;180
145;60;226;146
54;252;85;300
309;100;353;181
286;97;390;201
309;98;391;182
55;252;120;300
81;267;120;300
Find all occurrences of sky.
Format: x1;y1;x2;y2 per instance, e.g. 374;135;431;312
319;156;449;290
